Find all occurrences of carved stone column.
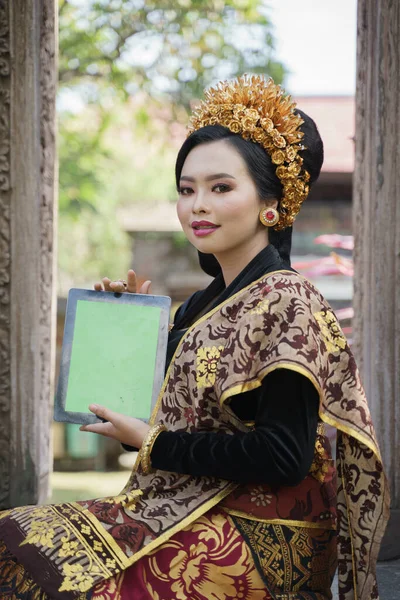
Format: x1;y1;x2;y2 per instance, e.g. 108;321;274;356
0;0;57;508
353;0;400;559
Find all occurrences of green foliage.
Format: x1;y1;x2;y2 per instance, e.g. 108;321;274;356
58;110;132;291
58;205;132;300
57;0;285;294
58;109;110;217
59;0;284;106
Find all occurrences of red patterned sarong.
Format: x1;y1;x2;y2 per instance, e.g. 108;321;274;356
90;508;271;600
0;508;271;600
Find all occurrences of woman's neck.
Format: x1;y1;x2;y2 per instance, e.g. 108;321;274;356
215;238;270;287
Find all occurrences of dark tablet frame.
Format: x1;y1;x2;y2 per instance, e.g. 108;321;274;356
54;288;171;425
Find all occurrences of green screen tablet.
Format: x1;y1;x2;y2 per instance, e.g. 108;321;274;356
54;289;171;425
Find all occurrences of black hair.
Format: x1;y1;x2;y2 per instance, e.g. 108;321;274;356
175;109;324;275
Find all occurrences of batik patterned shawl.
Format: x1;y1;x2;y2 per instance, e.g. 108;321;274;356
0;271;389;600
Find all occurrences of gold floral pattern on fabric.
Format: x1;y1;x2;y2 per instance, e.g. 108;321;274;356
196;345;224;389
98;489;142;508
250;298;270;315
20;518;55;549
314;309;346;353
8;503;128;595
140;509;270;600
60;562;101;593
232;517;337;597
309;424;332;484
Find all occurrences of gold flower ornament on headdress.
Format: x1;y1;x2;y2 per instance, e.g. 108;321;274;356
187;74;311;230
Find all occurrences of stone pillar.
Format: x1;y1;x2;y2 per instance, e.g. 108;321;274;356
0;0;57;508
353;0;400;559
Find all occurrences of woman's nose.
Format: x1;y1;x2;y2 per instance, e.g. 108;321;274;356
192;190;210;213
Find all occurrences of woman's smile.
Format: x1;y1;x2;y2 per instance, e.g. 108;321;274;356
192;227;220;237
191;220;221;236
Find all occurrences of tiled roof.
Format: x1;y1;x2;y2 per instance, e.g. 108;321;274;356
295;96;355;173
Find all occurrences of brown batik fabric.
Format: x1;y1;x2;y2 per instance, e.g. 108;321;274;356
0;270;389;600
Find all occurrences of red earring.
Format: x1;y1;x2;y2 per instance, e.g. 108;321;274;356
259;207;280;227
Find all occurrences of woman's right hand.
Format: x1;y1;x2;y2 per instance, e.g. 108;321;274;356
94;269;152;294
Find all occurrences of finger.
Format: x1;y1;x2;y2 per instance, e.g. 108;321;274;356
80;422;116;438
109;281;125;293
139;280;152;295
126;270;137;293
94;282;103;292
102;277;112;292
89;404;123;427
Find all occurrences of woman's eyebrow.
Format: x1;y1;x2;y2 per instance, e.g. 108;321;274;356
180;173;236;182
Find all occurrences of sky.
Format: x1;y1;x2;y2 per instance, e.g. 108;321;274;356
268;0;357;96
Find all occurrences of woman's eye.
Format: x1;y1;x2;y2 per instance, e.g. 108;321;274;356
178;187;193;195
213;184;231;193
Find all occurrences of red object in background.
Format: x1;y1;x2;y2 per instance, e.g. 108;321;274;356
314;234;354;250
293;253;353;277
294;235;354;343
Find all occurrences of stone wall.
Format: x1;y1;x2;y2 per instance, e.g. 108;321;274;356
353;0;400;558
0;0;57;508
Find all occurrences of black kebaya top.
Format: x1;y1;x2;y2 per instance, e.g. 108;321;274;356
131;245;320;485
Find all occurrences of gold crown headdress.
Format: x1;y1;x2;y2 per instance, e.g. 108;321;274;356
187;74;311;230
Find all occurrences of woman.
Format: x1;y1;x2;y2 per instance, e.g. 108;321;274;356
0;75;389;600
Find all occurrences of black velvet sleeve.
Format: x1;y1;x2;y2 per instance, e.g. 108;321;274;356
150;369;320;485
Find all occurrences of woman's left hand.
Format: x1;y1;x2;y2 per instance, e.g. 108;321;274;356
80;404;150;448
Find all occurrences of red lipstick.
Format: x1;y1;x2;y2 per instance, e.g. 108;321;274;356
191;220;220;237
191;220;218;227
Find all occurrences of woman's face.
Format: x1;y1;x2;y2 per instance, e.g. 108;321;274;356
177;140;274;259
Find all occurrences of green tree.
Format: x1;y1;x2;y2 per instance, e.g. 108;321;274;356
57;0;285;292
59;0;284;106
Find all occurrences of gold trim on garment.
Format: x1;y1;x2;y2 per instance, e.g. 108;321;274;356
320;412;382;461
122;482;238;567
219;361;320;406
220;360;382;461
221;507;336;531
53;483;237;585
0;509;13;520
71;503;132;568
220;378;264;401
49;504;114;578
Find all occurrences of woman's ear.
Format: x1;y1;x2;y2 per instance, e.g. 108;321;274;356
261;198;279;211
